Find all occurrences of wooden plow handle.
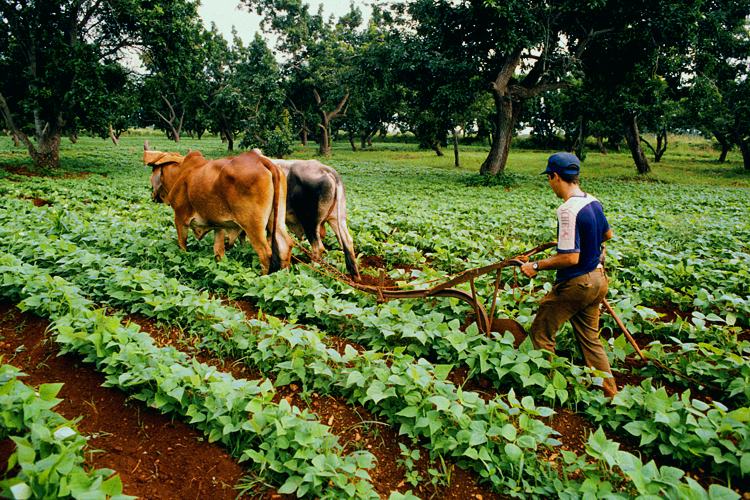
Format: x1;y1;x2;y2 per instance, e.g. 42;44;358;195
350;241;557;335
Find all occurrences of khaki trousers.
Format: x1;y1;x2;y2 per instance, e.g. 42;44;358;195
530;268;617;394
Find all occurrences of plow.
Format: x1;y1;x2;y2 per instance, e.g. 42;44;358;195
293;239;718;390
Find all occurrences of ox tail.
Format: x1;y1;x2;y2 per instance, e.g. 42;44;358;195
332;173;360;281
257;154;288;273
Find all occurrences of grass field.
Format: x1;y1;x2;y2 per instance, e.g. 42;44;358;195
0;133;748;499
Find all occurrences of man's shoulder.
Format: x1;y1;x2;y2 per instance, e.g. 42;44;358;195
558;194;598;215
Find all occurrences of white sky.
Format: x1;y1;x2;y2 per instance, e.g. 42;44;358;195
198;0;372;47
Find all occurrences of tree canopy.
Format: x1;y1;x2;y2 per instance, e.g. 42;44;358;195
1;0;748;173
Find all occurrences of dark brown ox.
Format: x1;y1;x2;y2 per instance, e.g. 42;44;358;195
144;147;292;274
269;157;360;280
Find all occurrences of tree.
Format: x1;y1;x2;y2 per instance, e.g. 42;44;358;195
140;0;209;143
243;0;356;156
387;2;483;161
685;2;750;169
234;34;294;157
388;0;610;176
0;1;152;168
338;6;406;151
579;0;706;174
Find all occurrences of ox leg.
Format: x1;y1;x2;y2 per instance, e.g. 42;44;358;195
327;216;360;280
242;221;273;274
213;229;226;261
175;216;190;251
226;228;242;249
304;222;326;261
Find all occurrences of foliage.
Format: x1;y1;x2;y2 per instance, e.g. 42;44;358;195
585;380;750;483
0;363;132;500
0;256;378;499
0;0;164;167
0;134;748;495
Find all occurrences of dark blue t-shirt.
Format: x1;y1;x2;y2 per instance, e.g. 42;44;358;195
555;194;609;283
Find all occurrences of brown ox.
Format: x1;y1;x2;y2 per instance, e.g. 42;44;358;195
144;147;292;274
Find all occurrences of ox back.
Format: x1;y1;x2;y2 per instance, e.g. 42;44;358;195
145;148;292;274
273;159;360;280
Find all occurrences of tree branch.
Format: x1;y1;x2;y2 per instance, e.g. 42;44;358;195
0;92;35;151
639;135;656;155
510;81;568;99
492;48;523;94
326;92;349;121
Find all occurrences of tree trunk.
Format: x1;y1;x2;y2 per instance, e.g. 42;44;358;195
11;132;20;147
480;91;514;175
572;116;585;160
348;132;356;152
639;128;668;163
740;140;750;170
314;90;348;156
596;136;607;154
654;128;667;162
719;143;730;163
108;124;119;145
155;95;183;143
1;92;62;168
301;127;308;146
623;113;651;174
607;135;622;152
69;133;78;144
452;128;460;167
28;133;61;169
714;131;730;162
220;120;234;151
318;121;331;156
431;141;444;157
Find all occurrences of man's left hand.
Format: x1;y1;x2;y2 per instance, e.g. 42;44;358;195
520;262;538;278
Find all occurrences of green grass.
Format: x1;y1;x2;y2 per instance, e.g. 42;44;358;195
0;131;747;187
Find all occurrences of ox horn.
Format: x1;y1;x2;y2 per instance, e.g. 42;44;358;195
144;140;150;151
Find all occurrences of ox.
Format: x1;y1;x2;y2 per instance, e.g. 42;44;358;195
269;157;360;280
144;147;292;274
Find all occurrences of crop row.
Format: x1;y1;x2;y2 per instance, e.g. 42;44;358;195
1;181;750;488
0;229;570;496
3;165;749;332
0;363;131;500
0;197;605;409
2;194;744;480
0;254;378;499
642;338;750;408
2;225;746;493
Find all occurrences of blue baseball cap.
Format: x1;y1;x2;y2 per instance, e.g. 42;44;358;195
541;152;580;176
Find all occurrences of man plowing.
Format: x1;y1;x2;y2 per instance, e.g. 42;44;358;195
520;153;618;398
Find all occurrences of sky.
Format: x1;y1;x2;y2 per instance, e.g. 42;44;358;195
198;0;371;47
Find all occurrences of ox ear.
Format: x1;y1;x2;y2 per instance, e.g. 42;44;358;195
143;150;184;168
151;167;163;189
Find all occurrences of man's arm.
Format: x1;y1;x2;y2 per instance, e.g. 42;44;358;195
520;252;578;278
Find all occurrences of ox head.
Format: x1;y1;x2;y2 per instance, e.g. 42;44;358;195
143;143;185;203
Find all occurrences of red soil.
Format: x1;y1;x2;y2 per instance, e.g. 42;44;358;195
124;305;498;499
0;303;248;500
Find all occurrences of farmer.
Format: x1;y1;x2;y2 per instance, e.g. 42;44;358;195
520;152;618;398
